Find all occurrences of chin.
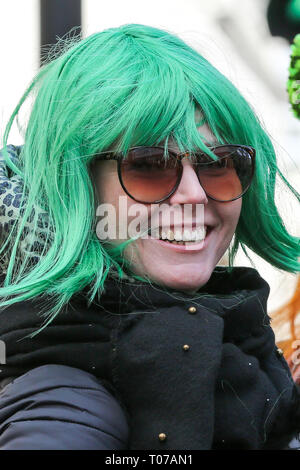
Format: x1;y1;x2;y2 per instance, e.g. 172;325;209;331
149;266;214;293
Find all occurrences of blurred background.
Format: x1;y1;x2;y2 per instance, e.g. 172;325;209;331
0;0;299;342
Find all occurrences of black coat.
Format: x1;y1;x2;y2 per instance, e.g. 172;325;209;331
0;266;299;449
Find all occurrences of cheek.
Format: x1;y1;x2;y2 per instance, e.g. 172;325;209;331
93;164;122;207
220;200;242;234
93;167;151;242
211;200;241;264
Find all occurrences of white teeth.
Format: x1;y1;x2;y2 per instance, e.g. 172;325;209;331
159;226;207;242
174;230;182;241
195;227;206;241
183;229;191;241
167;230;174;241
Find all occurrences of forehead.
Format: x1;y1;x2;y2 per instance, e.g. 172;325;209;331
159;123;219;151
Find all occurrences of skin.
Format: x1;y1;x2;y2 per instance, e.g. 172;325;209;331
92;123;242;293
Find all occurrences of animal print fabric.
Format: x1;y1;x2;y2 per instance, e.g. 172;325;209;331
0;145;53;275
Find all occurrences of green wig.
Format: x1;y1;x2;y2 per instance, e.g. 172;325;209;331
0;23;299;332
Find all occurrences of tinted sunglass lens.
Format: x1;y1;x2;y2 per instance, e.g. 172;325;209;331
197;146;254;201
120;147;180;203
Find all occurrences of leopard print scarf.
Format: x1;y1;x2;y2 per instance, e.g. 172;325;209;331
0;145;53;275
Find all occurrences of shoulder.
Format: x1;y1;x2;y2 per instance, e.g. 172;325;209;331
0;364;129;450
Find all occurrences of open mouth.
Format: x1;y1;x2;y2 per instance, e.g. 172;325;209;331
145;226;213;250
157;226;210;245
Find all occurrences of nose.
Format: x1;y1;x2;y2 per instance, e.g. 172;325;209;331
169;157;208;205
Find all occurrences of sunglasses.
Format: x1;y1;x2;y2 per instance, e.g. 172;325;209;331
94;144;256;203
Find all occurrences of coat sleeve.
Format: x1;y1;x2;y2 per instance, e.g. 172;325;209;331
0;364;129;450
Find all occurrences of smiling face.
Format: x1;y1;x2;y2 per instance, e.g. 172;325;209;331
91;123;242;293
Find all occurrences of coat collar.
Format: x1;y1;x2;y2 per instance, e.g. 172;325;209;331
78;266;271;343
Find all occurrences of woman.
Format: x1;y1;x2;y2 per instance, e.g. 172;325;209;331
0;23;299;450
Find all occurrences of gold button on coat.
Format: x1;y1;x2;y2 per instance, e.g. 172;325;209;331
188;306;197;314
158;433;167;441
182;344;190;351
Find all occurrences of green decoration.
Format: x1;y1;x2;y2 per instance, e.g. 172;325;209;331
287;33;300;119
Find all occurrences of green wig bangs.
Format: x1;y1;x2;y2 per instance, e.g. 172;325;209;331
0;23;299;332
